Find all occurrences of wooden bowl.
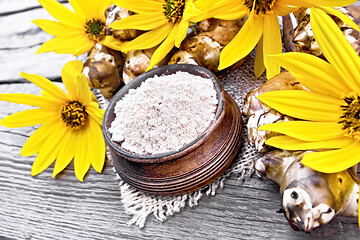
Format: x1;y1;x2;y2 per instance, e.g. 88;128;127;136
102;64;243;196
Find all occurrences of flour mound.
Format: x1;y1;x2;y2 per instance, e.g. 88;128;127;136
109;71;218;155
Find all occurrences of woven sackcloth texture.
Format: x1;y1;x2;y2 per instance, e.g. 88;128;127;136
95;51;265;228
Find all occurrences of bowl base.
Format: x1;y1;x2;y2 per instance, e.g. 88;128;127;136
110;91;243;196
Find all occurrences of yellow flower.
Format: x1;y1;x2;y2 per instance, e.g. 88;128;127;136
0;61;105;181
33;0;120;56
109;0;205;70
203;0;358;79
257;8;360;174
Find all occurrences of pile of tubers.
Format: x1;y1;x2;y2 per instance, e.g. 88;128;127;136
243;72;359;232
243;6;360;232
82;5;247;99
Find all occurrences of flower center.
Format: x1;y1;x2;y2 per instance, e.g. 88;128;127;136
339;93;360;140
163;0;185;23
85;18;106;41
244;0;276;15
61;101;88;130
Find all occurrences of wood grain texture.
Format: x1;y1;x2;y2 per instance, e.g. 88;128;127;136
1;84;360;240
0;0;77;82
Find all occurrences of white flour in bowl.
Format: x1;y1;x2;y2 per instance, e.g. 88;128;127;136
109;71;218;155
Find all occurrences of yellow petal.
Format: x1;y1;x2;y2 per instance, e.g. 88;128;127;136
310;8;360;91
121;23;173;52
101;35;123;51
198;1;247;21
74;127;90;181
61;61;92;105
183;0;204;21
61;60;84;99
269;52;347;97
87;118;105;173
265;135;355;150
0;108;58;128
146;24;178;70
263;13;282;79
0;93;58;108
319;6;360;31
72;0;111;19
40;90;66;104
218;14;263;70
21;121;56;156
52;130;74;177
31;121;68;176
258;90;343;121
36;37;75;54
259;121;345;141
174;20;189;48
111;0;163;13
109;12;168;31
68;0;86;20
285;0;357;7
32;19;83;37
95;0;112;18
87;103;105;126
273;1;298;16
209;9;247;21
254;36;265;78
73;37;96;57
20;72;69;101
301;140;360;173
73;75;92;105
37;0;83;27
192;0;215;13
36;35;94;56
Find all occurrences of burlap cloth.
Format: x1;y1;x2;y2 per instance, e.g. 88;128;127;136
96;51;265;228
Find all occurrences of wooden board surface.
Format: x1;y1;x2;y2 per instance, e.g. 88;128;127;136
0;0;76;82
1;1;360;239
0;84;359;240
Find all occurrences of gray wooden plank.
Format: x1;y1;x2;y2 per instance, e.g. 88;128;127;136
0;0;41;15
0;1;77;82
0;83;359;240
0;0;67;15
0;46;76;82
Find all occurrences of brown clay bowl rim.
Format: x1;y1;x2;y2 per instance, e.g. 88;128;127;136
102;64;225;164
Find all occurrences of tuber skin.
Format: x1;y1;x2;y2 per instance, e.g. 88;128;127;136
292;6;360;58
169;18;247;76
169;35;221;73
105;5;142;41
255;150;359;232
122;46;171;84
282;15;297;53
242;72;307;153
83;44;124;99
104;5;171;84
122;50;150;84
245;71;359;232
